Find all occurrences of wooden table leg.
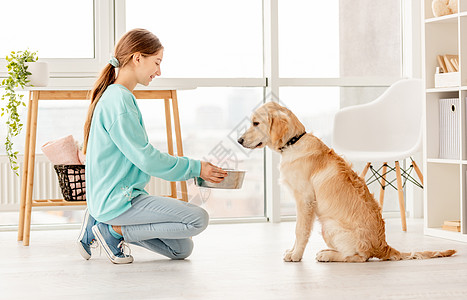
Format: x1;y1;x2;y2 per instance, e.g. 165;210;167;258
164;98;177;199
171;91;188;202
18;92;33;241
23;91;39;246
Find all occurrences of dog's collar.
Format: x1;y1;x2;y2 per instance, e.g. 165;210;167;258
279;132;306;152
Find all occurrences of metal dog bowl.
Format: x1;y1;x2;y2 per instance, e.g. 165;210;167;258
194;169;246;189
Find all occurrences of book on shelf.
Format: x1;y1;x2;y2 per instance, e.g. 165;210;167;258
444;220;461;227
442;225;461;232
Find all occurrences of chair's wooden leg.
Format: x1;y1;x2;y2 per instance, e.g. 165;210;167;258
412;160;424;186
171;91;188;202
23;92;39;246
360;162;371;179
379;163;388;208
18;92;33;241
164;99;177;199
395;161;407;232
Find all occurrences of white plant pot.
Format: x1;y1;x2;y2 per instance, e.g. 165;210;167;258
24;62;49;87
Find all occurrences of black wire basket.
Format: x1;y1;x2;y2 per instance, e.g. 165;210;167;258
53;165;86;201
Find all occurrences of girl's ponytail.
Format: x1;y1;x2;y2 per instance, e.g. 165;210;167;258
83;64;116;154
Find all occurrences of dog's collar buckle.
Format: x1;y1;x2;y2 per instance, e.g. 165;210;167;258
280;132;306;152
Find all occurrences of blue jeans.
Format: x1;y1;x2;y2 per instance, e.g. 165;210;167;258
105;194;209;260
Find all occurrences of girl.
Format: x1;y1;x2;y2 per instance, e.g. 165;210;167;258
77;28;227;264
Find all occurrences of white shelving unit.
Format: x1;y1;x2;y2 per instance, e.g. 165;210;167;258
423;0;467;242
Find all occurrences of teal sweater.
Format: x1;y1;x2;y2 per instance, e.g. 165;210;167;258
85;84;201;222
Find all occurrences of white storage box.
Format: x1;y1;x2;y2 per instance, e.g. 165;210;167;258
439;98;461;159
435;72;460;88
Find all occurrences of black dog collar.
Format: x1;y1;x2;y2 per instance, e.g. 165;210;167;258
279;132;306;152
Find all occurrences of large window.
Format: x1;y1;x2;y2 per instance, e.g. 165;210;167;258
0;0;408;227
125;0;263;78
278;0;402;216
0;0;94;58
123;1;266;219
279;0;401;79
0;0;110;76
279;0;340;78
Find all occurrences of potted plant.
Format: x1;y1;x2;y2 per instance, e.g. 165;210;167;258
1;49;48;175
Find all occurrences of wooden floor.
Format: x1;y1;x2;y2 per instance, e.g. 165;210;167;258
2;218;467;299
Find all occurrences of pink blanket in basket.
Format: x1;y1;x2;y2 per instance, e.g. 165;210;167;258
41;135;86;200
41;135;85;165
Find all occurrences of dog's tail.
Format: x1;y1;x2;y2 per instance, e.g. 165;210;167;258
399;249;457;260
381;246;456;260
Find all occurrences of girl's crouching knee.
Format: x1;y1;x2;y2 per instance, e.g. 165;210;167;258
191;206;209;236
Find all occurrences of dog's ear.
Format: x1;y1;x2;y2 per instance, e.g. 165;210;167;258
270;112;288;145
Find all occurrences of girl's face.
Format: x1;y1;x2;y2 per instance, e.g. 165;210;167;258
134;49;163;86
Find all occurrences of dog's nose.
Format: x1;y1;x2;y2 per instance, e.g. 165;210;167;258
237;137;244;145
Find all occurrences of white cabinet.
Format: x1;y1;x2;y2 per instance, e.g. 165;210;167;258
423;0;467;241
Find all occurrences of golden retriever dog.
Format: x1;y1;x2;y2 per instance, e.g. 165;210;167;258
238;102;456;262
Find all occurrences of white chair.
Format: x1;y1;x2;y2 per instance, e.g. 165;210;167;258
332;78;424;231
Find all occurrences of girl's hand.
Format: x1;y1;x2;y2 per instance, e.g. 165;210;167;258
200;161;228;183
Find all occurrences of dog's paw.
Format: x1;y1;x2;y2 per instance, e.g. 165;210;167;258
283;249;303;262
316;249;334;262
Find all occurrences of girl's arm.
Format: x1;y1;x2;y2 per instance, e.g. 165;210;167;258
108;111;200;181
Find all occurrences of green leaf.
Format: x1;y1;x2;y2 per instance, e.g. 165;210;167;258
1;48;39;174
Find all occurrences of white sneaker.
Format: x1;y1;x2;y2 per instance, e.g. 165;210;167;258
92;223;133;264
